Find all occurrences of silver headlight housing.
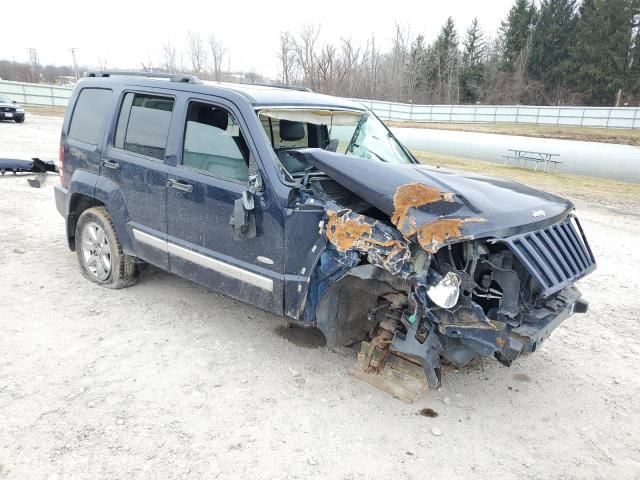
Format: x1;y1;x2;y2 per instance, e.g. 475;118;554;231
427;271;461;309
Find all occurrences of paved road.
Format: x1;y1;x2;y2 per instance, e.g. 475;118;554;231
393;127;640;183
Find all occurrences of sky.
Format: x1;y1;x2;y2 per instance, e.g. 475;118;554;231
2;0;514;79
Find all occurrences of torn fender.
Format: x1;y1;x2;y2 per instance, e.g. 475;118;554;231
324;202;411;276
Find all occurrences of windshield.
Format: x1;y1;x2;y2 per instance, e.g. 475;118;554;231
0;93;12;103
258;108;413;177
333;113;413;165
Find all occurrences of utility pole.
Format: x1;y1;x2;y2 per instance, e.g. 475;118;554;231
70;48;79;80
27;48;40;82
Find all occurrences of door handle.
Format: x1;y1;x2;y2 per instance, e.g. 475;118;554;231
102;159;120;170
166;178;193;193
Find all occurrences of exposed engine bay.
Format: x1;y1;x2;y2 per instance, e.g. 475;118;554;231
289;152;595;393
258;108;596;396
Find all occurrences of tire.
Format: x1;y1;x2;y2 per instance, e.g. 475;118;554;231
14;117;25;123
75;206;139;289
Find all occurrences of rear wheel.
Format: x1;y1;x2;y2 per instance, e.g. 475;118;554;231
75;207;138;288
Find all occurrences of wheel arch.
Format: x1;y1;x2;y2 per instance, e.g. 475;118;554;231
67;193;105;251
66;173;135;256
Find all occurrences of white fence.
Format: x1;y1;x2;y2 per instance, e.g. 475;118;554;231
0;80;72;107
355;99;640;129
2;79;639;129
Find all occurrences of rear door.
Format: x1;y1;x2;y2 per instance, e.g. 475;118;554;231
165;96;285;314
100;91;176;269
63;87;113;182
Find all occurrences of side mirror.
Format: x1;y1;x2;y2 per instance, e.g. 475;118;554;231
12;100;17;104
230;190;256;239
248;172;263;194
241;190;255;211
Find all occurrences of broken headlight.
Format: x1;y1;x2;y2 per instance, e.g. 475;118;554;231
426;271;461;309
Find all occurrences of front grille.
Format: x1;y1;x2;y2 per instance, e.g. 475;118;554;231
0;106;16;113
504;216;596;297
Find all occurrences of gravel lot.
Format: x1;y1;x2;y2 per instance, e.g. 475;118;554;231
1;116;639;479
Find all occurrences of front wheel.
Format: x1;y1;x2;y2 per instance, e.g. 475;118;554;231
75;207;138;288
14;117;24;123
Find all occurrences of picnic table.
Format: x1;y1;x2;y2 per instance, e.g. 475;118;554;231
502;149;562;173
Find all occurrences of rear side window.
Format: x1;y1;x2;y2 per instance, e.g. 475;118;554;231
114;93;174;160
68;88;112;145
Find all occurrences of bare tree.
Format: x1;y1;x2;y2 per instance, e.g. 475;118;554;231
187;31;207;73
208;34;226;81
291;25;321;90
338;39;359;93
511;32;532;102
245;71;264;84
0;59;77;83
386;24;411;100
96;52;109;71
366;35;381;98
317;44;337;93
161;39;178;73
277;32;295;85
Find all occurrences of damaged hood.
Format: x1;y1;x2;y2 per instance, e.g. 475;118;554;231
302;149;573;249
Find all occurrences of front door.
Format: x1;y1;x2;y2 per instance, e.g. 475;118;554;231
99;91;176;269
166;97;284;314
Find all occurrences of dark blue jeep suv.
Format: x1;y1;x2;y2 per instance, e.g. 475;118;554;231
55;71;595;389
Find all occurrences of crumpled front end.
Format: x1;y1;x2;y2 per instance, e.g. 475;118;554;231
292;150;596;390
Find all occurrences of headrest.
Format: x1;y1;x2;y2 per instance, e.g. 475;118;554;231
198;107;228;130
279;119;305;141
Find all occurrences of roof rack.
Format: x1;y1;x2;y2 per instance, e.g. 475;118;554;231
84;70;202;84
248;82;312;93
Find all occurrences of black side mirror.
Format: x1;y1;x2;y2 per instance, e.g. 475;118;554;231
12;100;17;104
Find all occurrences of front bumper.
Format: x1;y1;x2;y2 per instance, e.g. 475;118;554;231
512;285;587;354
1;112;24;121
390;284;587;387
440;285;587;366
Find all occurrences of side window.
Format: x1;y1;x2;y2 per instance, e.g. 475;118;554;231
260;117;309;148
68;88;112;145
114;93;174;160
181;102;249;182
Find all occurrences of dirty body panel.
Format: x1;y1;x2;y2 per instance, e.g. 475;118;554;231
283;148;595;387
54;75;596;394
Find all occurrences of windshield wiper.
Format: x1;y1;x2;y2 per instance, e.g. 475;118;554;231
346;115;367;154
364;147;389;163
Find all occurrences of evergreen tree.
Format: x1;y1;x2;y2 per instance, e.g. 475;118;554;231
570;0;640;105
460;18;487;103
528;0;579;100
500;0;537;72
433;17;460;103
